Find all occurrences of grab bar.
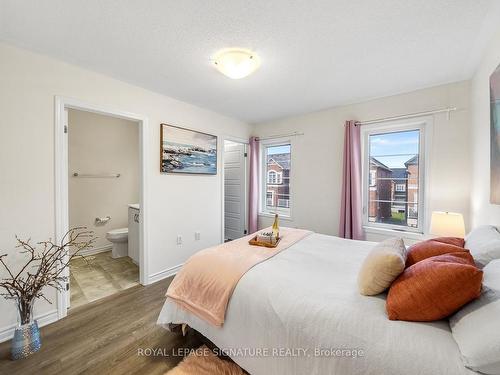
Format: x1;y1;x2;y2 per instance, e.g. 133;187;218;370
73;173;121;178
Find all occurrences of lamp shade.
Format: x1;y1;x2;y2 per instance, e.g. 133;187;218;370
430;211;465;237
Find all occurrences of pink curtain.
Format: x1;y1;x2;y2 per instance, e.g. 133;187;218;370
339;121;364;240
248;136;260;234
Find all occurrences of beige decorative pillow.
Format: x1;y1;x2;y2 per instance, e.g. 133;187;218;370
358;238;407;296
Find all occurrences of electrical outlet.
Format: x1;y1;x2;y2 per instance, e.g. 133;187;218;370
176;235;182;245
195;232;201;241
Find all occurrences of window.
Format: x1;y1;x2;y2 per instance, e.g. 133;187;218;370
395;183;406;192
261;143;291;216
362;122;427;233
277;198;289;208
266;191;274;206
267;170;283;184
268;170;277;184
369;170;377;187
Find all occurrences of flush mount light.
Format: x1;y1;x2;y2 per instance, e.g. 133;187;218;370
212;48;260;79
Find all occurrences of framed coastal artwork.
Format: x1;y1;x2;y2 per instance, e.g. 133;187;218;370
160;124;217;174
491;63;500;204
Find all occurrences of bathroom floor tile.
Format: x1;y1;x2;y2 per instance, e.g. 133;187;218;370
69;251;139;309
69;273;89;309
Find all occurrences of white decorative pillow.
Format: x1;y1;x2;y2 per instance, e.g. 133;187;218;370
450;259;500;374
357;238;407;296
465;225;500;268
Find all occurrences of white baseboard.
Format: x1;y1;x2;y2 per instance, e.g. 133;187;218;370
147;263;183;284
0;309;59;343
77;244;112;257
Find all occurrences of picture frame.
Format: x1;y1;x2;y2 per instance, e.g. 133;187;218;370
160;124;218;175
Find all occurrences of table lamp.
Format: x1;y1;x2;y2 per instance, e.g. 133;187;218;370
430;211;465;237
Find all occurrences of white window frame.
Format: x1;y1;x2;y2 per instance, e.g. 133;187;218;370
267;170;283;185
266;190;274;206
259;138;292;218
369;170;377;187
277;198;289;208
267;170;278;184
395;183;406;192
361;117;431;234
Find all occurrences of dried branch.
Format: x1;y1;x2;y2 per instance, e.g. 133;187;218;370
0;227;95;324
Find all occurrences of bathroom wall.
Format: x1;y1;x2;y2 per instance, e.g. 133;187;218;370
68;109;139;251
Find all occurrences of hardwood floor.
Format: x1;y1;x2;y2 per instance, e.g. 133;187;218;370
0;276;202;375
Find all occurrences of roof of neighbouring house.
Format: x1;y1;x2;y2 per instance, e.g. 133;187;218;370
268;154;290;170
370;157;392;171
405;155;419;166
391;168;408;180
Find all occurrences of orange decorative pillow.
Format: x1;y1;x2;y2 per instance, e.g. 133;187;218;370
431;237;465;248
406;237;467;267
386;252;483;321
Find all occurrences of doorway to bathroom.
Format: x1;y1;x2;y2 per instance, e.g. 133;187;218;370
54;97;149;318
66;109;140;309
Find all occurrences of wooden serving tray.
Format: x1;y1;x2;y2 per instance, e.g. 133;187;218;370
248;236;281;248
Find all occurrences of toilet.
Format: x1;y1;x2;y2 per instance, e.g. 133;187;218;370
106;228;128;258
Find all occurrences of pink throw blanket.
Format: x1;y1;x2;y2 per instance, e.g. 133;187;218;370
166;227;312;326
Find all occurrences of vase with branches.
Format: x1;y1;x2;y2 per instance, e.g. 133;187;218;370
0;227;95;359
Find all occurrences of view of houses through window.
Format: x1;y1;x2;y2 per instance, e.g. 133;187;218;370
264;144;291;215
367;129;421;229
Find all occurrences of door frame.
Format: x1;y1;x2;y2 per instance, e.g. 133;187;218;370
220;136;249;243
54;96;150;320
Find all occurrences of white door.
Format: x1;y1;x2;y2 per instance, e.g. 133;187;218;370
224;141;247;241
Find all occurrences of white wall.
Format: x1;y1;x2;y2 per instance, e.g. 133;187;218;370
68;109;139;250
470;26;500;227
0;42;251;339
254;81;471;244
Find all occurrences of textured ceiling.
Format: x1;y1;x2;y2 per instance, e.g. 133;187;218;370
1;0;499;123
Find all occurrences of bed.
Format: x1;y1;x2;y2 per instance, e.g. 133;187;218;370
157;233;475;375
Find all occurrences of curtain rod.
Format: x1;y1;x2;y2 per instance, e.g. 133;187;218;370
357;106;457;125
256;131;305;141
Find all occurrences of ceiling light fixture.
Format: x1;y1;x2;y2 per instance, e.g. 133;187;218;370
212;48;260;79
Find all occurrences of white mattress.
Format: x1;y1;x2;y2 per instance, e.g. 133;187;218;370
158;233;475;375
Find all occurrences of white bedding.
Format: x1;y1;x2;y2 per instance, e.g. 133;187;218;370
158;233;475;375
